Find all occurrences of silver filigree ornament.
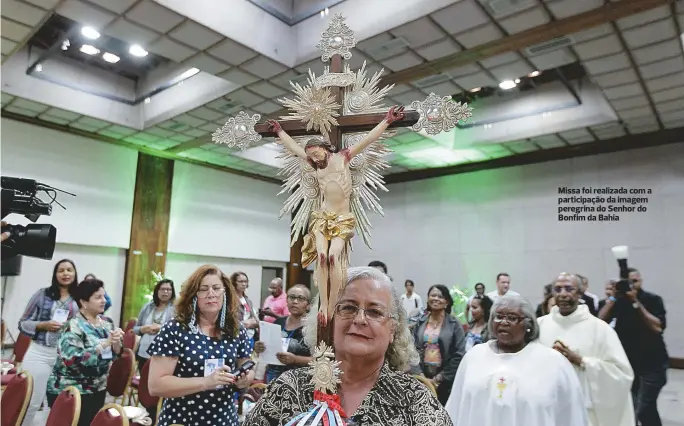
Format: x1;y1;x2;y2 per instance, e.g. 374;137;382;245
344;61;394;116
315;67;355;89
410;93;474;135
212;111;262;150
316;13;356;62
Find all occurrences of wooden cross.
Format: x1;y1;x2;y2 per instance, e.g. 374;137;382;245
250;53;420;346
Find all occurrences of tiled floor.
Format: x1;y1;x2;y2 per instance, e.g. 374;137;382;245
28;368;684;425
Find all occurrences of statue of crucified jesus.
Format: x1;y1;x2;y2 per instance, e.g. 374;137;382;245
266;105;405;325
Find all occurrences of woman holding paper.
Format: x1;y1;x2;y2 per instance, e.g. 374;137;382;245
148;264;255;426
47;278;124;426
18;258;80;426
254;284;313;383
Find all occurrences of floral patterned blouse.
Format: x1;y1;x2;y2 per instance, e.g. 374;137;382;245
244;362;453;426
47;314;117;395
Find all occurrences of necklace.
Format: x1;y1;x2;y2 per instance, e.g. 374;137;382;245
152;305;166;324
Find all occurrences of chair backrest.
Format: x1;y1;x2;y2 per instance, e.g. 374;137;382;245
45;386;81;426
124;318;137;332
122;330;136;351
137;359;158;410
0;371;33;426
90;403;129;426
106;348;135;397
12;333;32;364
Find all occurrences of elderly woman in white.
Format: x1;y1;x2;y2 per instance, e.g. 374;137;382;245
245;266;452;425
445;294;588;426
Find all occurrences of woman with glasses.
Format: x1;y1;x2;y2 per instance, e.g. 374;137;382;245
230;271;259;341
254;284;313;383
245;267;452;425
412;284;467;405
445;294;588;426
147;265;254;426
132;279;176;371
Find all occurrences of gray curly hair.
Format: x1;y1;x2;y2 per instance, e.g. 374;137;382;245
488;293;540;343
302;266;419;372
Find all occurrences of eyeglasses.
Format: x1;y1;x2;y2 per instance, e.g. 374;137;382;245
552;285;577;294
335;303;393;322
197;286;225;297
287;295;308;303
492;313;524;324
158;288;173;293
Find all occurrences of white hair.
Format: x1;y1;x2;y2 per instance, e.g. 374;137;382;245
488;293;540;342
302;266;419;371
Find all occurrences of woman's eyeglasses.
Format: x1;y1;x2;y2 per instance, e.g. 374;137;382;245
552;285;577;294
335;303;393;322
492;313;524;324
287;295;308;303
197;287;225;297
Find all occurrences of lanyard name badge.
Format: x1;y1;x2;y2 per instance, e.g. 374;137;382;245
203;336;226;389
281;329;295;353
82;313;112;360
52;308;69;323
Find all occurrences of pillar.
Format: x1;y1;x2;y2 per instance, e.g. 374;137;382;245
120;153;174;324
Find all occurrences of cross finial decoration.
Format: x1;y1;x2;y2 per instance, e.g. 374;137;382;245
316;13;356;62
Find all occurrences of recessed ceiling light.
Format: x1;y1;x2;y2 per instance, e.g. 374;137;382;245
61;39;70;50
80;44;100;55
528;70;541;77
102;52;120;63
470;87;481;93
514;78;521;84
129;44;148;57
35;64;42;72
499;80;517;90
81;26;100;40
178;67;200;80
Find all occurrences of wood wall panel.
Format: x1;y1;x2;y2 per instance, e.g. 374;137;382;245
120;153;174;324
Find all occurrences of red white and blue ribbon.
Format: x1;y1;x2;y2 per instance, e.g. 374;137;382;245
284;391;348;426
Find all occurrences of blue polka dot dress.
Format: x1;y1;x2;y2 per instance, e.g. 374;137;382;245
148;320;252;426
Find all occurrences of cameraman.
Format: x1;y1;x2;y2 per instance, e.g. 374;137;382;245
599;268;668;426
1;221;10;242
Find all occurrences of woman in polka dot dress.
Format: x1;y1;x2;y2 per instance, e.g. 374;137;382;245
148;264;255;426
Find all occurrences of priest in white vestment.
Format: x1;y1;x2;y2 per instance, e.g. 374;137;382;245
445;294;588;426
538;273;635;426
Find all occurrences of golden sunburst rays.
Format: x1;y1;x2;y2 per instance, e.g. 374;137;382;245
309;342;342;394
277;69;341;134
344;61;394;115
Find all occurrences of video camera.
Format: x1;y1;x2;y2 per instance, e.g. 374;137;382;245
610;245;635;296
1;176;74;260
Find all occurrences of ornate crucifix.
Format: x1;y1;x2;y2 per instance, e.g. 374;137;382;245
213;14;472;349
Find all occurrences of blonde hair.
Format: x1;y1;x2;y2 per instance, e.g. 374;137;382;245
302;266;419;371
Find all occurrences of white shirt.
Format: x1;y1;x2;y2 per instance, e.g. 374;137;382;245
538;305;635;426
400;293;424;318
486;289;520;304
445;340;588;426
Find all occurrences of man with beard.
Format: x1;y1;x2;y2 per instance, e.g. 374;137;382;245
538;273;634;426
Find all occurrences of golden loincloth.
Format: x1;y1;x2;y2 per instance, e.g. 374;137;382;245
301;211;356;268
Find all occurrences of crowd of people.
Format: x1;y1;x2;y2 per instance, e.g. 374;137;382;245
6;257;670;426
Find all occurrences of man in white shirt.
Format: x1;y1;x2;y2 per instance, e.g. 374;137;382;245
400;279;424;318
486;273;519;303
538;273;635;426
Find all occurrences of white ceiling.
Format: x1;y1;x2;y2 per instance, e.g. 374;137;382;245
1;0;683;180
